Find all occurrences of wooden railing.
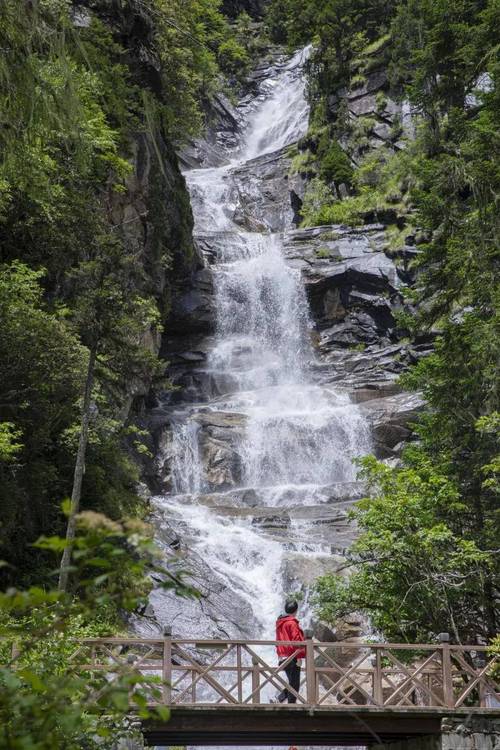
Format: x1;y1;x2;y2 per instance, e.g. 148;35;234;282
68;636;500;710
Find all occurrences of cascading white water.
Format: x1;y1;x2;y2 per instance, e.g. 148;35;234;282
241;46;311;161
149;48;371;653
209;232;310;392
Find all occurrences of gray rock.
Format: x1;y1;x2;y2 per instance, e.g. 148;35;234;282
194;411;247;430
372;121;394;141
230;147;294;232
360;392;424;457
381;97;402;119
348;93;379;116
251;514;290;530
284;554;341;589
312;620;337;642
170;288;216;332
347;69;388;100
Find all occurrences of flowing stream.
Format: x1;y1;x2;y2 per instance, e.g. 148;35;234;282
143;48;371;673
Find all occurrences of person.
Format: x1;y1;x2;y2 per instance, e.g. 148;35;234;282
274;599;306;703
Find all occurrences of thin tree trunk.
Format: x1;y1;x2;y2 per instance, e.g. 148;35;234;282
58;343;97;592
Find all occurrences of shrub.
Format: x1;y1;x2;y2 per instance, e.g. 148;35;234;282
218;38;250;77
318;140;354;184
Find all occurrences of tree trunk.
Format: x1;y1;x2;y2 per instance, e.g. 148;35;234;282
58;343;97;592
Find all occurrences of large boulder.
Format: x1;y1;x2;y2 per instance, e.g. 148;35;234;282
360;392;425;457
230;147;294;232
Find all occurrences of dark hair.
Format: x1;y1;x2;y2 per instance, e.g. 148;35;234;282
285;599;298;614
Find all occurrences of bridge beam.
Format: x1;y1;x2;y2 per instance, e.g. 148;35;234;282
142;707;476;746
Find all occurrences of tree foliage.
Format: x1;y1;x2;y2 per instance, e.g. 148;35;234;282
0;0;245;584
266;0;396;99
0;510;196;748
314;451;498;642
0;263;86;574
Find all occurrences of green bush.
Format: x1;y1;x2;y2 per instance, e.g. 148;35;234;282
0;512;197;748
316;246;332;258
290;148;316;175
318;140;354;184
300;177;335;225
218;38;251;77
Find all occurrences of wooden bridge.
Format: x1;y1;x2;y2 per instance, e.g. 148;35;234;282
73;636;500;746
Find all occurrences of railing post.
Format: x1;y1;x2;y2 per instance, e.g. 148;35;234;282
439;633;454;708
373;648;383;706
252;656;260;704
163;626;172;705
236;644;243;703
126;653;136;706
305;631;316;706
472;650;487;707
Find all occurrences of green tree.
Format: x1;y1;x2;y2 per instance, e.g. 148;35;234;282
0;0;234;584
58;240;161;592
0;263;86;574
1;510;196;748
314;450;498;642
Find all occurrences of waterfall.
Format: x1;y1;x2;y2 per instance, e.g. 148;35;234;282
144;48;371;655
241;46;311;161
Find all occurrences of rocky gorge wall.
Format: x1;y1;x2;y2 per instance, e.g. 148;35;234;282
110;130;197;416
71;2;201;432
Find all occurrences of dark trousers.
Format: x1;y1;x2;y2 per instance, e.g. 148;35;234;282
278;657;301;703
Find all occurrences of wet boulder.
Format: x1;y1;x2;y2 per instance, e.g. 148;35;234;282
195;411;247;489
230;147;294;232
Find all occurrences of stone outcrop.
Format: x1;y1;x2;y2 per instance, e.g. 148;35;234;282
197;411;247;489
284;224;402;350
329;58;415;163
231;148;294;231
167;267;216;335
361;392;424;458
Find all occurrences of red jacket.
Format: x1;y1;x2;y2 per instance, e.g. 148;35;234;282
276;615;306;659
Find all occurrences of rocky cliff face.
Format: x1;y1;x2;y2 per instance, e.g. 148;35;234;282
72;2;200;419
109;131;197;415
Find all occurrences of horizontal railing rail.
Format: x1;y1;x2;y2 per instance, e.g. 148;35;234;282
61;637;500;711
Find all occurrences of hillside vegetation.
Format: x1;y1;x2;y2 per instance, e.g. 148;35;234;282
0;0;254;584
0;1;250;745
